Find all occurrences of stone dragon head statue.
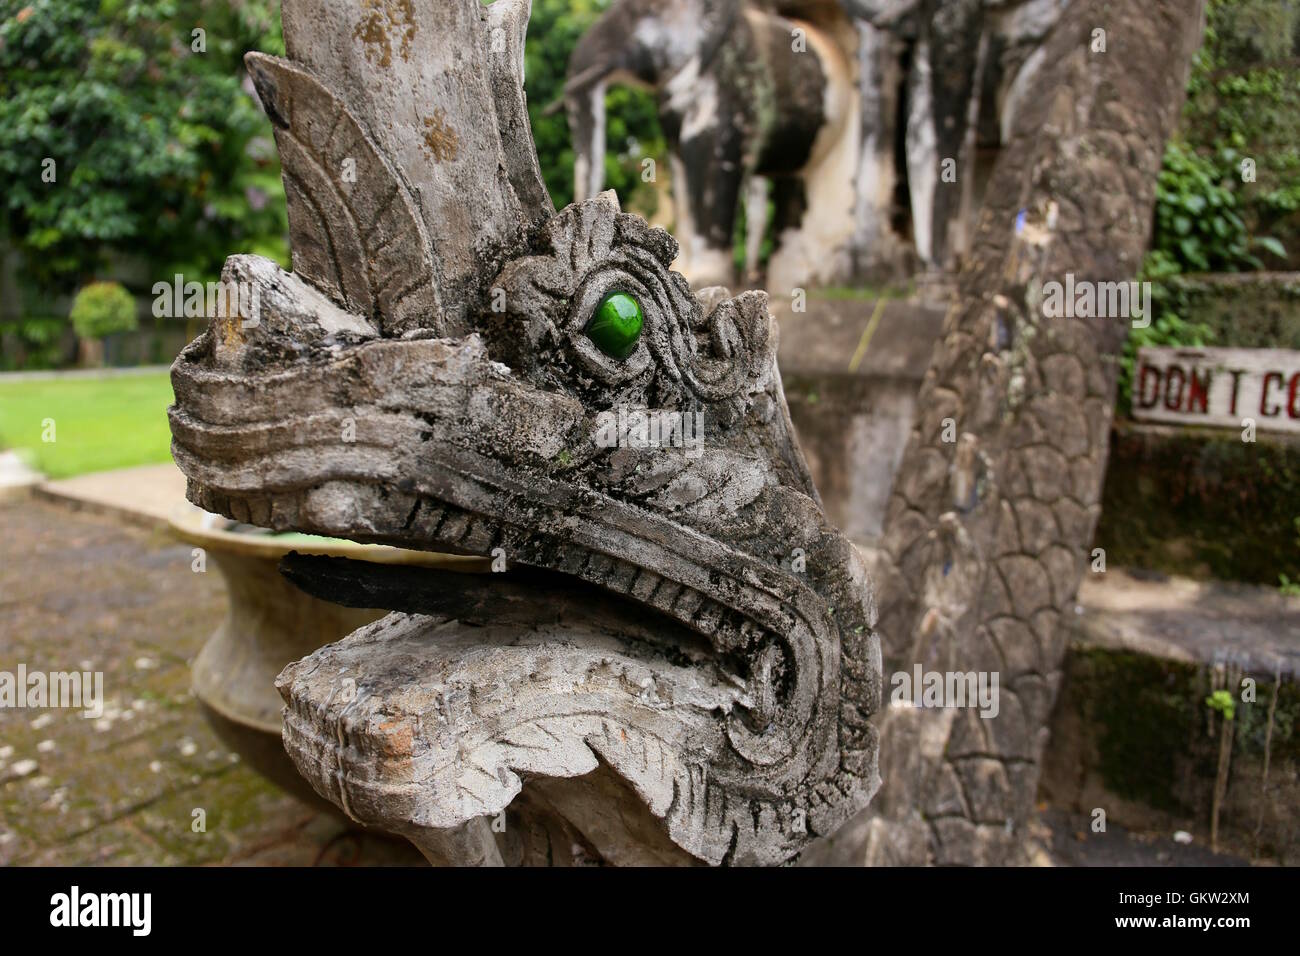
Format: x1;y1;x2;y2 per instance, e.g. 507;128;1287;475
168;0;880;865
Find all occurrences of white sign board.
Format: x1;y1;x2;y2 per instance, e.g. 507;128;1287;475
1132;347;1300;433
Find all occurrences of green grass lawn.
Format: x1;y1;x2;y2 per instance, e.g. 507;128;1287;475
0;372;175;479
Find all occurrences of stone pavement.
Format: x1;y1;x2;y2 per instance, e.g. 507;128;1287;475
0;467;1279;866
0;496;422;866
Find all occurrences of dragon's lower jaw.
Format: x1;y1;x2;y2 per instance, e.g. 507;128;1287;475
269;552;843;865
278;610;773;865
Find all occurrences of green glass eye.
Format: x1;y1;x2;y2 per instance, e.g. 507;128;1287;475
585;291;643;361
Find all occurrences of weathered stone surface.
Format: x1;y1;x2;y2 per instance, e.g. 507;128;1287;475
564;1;1074;284
274;0;539;332
169;0;881;864
776;296;945;540
563;0;859;289
1096;422;1300;585
860;0;1208;866
212;254;377;368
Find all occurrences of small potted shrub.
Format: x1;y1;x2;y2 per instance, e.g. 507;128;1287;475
69;281;137;367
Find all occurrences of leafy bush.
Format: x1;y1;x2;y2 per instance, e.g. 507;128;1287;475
1117;251;1215;410
0;316;69;371
1182;0;1300;267
1151;141;1281;273
1118;134;1287;409
69;281;137;340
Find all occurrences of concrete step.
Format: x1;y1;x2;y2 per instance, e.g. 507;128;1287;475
0;450;43;502
1041;569;1300;863
34;461;188;531
775;295;1297;587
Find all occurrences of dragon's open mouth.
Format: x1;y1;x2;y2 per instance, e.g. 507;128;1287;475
166;0;881;865
169;269;878;862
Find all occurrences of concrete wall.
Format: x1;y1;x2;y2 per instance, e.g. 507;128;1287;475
775;295;943;542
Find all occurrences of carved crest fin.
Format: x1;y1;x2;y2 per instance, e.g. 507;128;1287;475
245;52;446;337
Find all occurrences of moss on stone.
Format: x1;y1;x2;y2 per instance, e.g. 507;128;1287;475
1095;422;1300;584
1166;273;1300;348
1053;639;1300;860
1070;648;1201;812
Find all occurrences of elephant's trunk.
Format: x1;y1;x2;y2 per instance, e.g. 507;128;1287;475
568;80;607;203
562;0;667;203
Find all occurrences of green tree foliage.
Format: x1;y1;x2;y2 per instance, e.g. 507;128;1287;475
1150;140;1281;274
1182;0;1299;266
522;0;666;216
1120;142;1270;408
1120;0;1297;407
69;279;136;339
0;0;288;296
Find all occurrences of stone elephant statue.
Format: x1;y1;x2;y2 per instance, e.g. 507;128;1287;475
565;0;1071;285
847;0;1070;273
562;0;861;291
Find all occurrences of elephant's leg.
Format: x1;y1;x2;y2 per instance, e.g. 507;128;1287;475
569;81;607;203
849;18;911;281
743;175;769;285
924;0;983;270
770;176;808;241
991;0;1070;146
904;30;939;269
665;114;743;288
765;19;859;293
951;29;990;267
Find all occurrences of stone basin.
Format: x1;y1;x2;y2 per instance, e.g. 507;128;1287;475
168;506;487;805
